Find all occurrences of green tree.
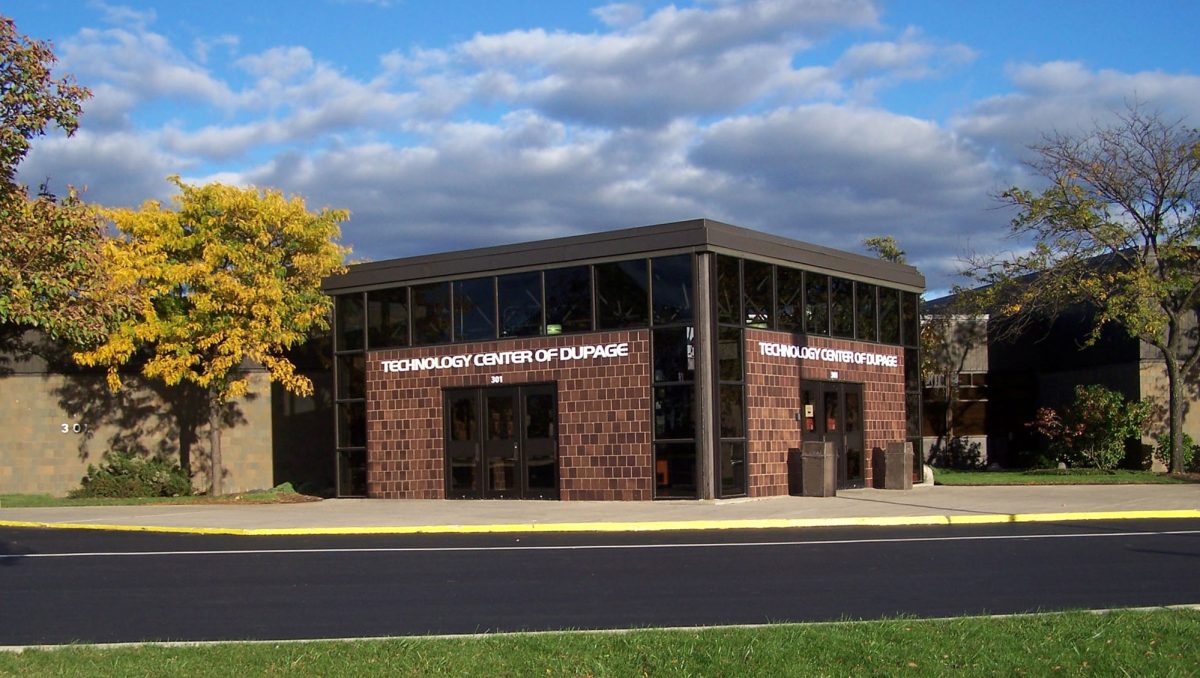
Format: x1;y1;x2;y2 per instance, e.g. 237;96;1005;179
75;178;349;494
862;235;906;263
0;15;110;345
968;106;1200;474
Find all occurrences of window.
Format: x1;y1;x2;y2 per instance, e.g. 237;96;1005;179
595;259;649;329
367;287;408;349
743;260;773;329
651;254;693;325
855;282;878;342
453;277;496;342
716;255;740;325
902;291;920;347
545;266;592;334
335;294;364;351
777;266;805;333
653;326;694;383
805;272;829;335
412;282;451;345
879;287;901;345
830;276;854;338
498;271;543;338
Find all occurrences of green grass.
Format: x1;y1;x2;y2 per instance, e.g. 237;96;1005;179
0;609;1196;677
0;484;319;508
933;467;1196;486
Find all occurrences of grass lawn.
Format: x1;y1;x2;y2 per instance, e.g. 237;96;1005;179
0;484;320;508
0;609;1196;677
933;468;1198;486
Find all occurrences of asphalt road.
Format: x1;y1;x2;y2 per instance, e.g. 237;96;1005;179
2;519;1199;645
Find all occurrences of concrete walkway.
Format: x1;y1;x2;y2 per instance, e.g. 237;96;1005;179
2;484;1198;535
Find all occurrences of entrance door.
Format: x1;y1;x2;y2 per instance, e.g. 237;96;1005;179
800;382;865;489
444;384;558;499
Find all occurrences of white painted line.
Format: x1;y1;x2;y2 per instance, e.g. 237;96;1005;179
5;528;1199;560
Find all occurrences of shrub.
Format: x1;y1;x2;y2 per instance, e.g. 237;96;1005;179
928;437;985;469
1153;432;1199;472
70;451;193;498
1027;384;1150;470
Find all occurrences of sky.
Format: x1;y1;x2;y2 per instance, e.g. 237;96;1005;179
8;0;1200;295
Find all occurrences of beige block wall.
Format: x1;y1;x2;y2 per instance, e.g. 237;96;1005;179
1139;360;1200;470
0;371;274;496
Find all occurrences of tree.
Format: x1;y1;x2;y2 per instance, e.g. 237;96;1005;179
968;106;1200;474
75;177;349;494
1028;384;1150;470
862;235;906;263
0;15;88;183
0;15;110;345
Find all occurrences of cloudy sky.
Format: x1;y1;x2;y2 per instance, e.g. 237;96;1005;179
9;0;1199;294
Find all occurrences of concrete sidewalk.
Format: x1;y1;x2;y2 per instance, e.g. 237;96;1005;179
2;484;1198;535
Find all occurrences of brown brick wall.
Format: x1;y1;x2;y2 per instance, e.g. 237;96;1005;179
744;329;906;496
366;330;653;500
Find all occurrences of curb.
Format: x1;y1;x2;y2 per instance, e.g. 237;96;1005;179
2;509;1199;536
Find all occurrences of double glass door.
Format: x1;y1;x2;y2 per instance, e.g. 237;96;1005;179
444;384;558;499
800;382;865;489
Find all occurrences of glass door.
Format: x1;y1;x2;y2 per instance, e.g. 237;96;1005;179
800;381;865;489
445;384;559;499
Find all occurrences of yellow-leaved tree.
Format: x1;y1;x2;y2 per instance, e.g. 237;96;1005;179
76;177;349;494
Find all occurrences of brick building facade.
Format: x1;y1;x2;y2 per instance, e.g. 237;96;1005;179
324;219;923;500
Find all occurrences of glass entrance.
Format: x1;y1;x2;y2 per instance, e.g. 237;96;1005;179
800;381;865;489
444;384;558;499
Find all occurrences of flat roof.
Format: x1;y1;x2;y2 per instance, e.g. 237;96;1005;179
322;218;924;294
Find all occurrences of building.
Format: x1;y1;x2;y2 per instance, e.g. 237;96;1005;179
321;219;924;500
920;297;1200;470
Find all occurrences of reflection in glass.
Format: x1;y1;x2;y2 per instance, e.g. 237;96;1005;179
743;259;772;328
856;282;878;342
525;393;554;439
824;390;840;433
448;396;477;442
412;282;451;345
454;277;496;342
487;395;515;441
830;276;854;338
844;391;860;433
718;326;743;381
367;287;408;349
336;294;364;351
719;384;745;438
805;273;829;335
879;287;901;345
595;260;649;329
777;266;805;333
337;401;366;447
654;385;695;439
651;254;693;324
653;326;694;383
716;255;740;325
337;449;367;496
902;291;919;347
654;442;697;498
720;441;746;497
545;266;592;334
498;271;543;337
336;354;364;400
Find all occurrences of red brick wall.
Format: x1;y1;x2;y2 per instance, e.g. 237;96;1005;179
744;329;906;496
366;330;653;500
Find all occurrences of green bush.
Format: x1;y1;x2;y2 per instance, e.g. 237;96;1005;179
1153;432;1199;472
1028;385;1150;470
70;451;193;498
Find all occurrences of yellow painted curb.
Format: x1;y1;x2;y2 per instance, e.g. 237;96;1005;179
1;509;1198;536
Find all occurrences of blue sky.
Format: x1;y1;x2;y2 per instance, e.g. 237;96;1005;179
9;0;1200;294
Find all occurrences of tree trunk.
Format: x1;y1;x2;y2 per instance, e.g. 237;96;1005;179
208;402;223;495
1163;354;1185;475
